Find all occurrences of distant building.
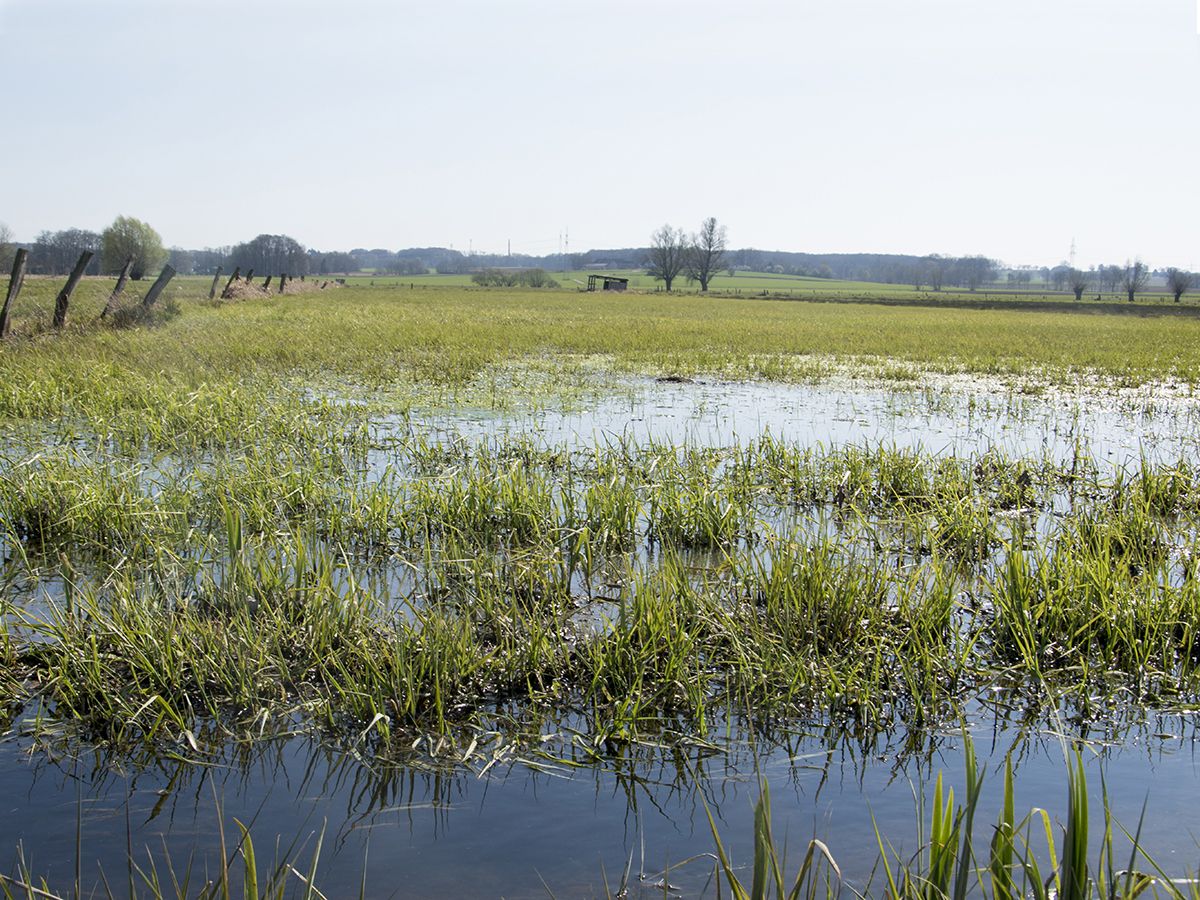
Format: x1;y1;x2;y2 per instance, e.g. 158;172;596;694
586;274;628;292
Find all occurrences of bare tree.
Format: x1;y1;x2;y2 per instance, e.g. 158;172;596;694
1097;264;1123;294
644;224;687;292
1120;259;1149;303
910;260;925;290
1067;268;1090;301
924;254;947;292
229;233;309;277
955;256;996;291
1166;268;1194;303
30;228;101;275
685;217;727;292
1049;265;1072;292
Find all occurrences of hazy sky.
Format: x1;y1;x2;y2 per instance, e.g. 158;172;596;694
2;0;1198;267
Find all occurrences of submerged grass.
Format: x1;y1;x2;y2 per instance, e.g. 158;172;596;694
1;795;330;900
699;735;1200;900
3;432;1200;761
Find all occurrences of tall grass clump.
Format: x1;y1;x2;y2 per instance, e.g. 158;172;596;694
704;738;1180;900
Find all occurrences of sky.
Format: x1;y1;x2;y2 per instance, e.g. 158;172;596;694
2;0;1198;269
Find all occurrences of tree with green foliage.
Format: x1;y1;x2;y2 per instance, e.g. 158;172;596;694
101;215;167;280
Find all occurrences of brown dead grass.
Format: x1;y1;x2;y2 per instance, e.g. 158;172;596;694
220;278;338;300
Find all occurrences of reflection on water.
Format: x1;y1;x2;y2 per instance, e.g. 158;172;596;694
5;374;1200;894
3;706;1200;897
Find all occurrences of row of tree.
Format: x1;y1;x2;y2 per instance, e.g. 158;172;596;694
644;227;1005;294
0;221;323;280
903;255;997;291
644;232;1193;302
0;217;168;280
1068;261;1193;303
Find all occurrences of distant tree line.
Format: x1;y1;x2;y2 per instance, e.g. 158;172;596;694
1049;261;1191;303
228;234;308;277
2;218;1193;304
13;217;167;280
349;248;444;275
25;228;103;276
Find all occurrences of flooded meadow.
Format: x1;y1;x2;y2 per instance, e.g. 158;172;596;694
3;366;1200;896
4;287;1200;896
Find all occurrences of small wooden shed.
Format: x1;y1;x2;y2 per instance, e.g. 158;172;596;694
586;274;629;292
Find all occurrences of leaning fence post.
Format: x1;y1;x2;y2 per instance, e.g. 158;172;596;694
222;267;241;297
0;248;29;338
244;269;254;283
208;267;223;300
100;256;134;320
53;250;94;329
141;265;176;309
263;274;272;290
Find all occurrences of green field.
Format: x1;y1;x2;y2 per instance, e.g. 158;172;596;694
353;267;1184;304
354;267;909;294
3;275;1200;393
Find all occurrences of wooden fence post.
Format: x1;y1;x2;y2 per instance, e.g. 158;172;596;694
223;267;241;297
279;273;287;294
244;269;254;283
208;267;223;300
0;248;29;338
263;274;272;290
100;256;134;320
141;265;177;309
53;250;94;329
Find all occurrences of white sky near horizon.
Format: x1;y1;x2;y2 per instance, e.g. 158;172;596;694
1;0;1198;269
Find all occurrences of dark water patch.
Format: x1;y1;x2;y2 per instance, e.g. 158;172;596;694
3;710;1200;897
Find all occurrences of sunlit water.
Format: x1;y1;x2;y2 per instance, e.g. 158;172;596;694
410;375;1200;467
5;374;1200;896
